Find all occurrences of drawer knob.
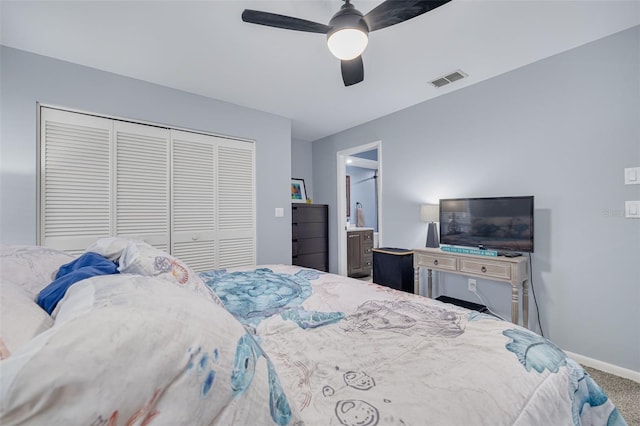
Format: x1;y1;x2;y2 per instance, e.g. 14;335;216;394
192;235;199;241
481;266;487;273
434;259;439;266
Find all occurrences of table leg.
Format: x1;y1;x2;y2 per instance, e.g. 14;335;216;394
414;267;420;295
428;269;433;299
511;284;519;325
522;279;529;329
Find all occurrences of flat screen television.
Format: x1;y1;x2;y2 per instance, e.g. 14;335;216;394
439;196;534;253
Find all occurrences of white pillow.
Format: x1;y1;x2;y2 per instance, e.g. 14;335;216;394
0;245;74;299
85;237;130;261
0;281;54;358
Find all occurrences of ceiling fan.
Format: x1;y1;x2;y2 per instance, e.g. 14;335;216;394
241;0;451;86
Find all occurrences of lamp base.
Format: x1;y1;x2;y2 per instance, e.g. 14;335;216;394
426;222;439;248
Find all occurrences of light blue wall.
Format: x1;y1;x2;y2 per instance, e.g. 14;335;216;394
291;139;314;202
312;27;640;371
0;46;292;265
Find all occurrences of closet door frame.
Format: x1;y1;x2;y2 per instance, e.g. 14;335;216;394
37;104;256;266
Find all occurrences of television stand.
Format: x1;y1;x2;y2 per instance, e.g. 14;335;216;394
413;247;530;328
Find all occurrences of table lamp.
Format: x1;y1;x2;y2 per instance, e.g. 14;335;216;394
420;204;440;248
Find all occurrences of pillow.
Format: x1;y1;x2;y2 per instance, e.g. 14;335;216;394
0;245;74;298
0;281;54;359
85;237;130;261
0;273;299;425
87;238;222;305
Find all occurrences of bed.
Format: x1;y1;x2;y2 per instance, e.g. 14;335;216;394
0;239;627;426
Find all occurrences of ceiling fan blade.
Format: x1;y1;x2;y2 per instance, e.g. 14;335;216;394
341;56;364;87
242;9;331;34
363;0;451;32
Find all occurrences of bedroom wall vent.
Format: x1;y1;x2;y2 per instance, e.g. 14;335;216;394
430;70;467;88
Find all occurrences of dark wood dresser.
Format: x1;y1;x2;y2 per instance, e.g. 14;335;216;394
292;204;328;272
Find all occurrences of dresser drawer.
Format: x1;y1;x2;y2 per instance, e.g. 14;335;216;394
292;222;327;239
459;259;511;280
295;237;327;255
293;253;328;271
292;205;327;223
416;254;456;271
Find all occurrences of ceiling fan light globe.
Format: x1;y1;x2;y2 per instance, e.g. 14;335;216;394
327;29;368;60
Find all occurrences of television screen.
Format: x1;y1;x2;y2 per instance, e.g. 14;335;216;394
439;196;534;253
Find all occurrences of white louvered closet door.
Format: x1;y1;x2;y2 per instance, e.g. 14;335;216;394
171;130;256;271
217;138;255;268
40;108;112;255
41;107;255;268
171;130;217;271
114;121;170;251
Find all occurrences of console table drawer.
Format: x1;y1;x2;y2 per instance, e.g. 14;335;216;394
459;259;511;280
416;254;456;271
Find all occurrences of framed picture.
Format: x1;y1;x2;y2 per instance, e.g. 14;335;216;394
291;178;307;203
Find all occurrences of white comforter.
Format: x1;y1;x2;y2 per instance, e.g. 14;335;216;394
201;265;626;426
0;240;626;426
0;242;301;425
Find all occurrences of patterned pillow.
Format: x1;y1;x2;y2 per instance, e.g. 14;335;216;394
87;238;222;305
0;245;74;298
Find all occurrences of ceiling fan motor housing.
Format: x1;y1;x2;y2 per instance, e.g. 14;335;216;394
327;2;369;39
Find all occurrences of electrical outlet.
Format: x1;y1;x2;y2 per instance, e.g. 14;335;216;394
468;279;477;292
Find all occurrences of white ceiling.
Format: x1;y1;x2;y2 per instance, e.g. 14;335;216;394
2;0;639;142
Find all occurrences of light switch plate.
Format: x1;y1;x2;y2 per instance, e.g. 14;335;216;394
625;201;640;218
624;167;640;185
275;207;284;217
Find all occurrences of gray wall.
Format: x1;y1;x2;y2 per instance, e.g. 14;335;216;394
291;138;314;202
312;27;640;371
0;46;292;265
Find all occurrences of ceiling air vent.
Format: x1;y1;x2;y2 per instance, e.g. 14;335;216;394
430;70;467;88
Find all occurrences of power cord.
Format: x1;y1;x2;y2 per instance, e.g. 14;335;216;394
529;253;544;337
466;254;543;333
471;289;506;321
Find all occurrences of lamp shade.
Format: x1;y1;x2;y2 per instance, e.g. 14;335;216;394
420;204;439;223
327;28;368;60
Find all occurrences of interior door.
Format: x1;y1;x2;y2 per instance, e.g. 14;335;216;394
114;121;170;251
170;129;217;272
39;108;112;255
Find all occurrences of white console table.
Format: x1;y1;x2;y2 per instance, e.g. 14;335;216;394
413;247;530;328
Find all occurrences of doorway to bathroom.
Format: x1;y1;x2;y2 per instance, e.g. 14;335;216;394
336;141;382;277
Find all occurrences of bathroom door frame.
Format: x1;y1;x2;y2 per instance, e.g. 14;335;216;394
336;141;382;276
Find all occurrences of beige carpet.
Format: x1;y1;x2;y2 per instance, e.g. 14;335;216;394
584;366;640;426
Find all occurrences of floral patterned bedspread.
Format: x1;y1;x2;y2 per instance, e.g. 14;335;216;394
201;265;626;426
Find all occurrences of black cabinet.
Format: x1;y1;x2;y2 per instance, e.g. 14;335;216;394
347;229;373;278
372;248;414;293
292;204;328;271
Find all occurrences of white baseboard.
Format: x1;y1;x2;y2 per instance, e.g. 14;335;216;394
565;350;640;383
